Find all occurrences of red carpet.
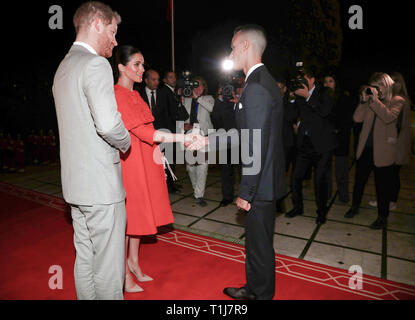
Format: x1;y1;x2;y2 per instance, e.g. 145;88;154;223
1;182;415;300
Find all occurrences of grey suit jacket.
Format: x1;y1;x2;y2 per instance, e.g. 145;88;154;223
52;44;131;205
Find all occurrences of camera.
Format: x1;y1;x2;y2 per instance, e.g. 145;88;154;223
176;71;199;97
220;76;244;101
287;62;309;92
360;85;381;103
365;85;380;96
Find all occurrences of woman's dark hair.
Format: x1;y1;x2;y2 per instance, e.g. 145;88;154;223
111;45;141;83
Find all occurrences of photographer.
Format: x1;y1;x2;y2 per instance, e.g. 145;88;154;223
345;72;404;229
157;71;189;193
181;75;214;207
285;65;336;225
367;72;413;211
210;82;243;206
277;80;298;173
158;71;189;133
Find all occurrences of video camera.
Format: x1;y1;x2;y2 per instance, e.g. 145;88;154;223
220;76;244;101
287;62;309;92
176;71;199;98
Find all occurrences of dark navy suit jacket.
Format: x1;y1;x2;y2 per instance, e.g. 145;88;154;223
209;65;286;202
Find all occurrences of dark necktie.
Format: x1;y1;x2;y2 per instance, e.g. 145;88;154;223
189;99;199;125
150;90;156;111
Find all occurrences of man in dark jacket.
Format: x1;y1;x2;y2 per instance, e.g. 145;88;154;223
285;67;336;224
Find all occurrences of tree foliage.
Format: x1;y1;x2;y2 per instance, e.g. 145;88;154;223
276;0;343;78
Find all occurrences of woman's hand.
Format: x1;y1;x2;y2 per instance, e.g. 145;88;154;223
368;86;379;100
360;87;369;103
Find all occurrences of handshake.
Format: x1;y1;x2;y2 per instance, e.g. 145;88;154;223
183;131;208;151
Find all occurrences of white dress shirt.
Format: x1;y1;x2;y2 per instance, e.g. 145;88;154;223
145;87;157;110
245;63;264;82
306;85;316;102
165;84;175;92
73;41;97;55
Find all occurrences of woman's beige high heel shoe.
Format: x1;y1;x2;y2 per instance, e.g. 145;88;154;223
127;259;153;282
124;274;144;293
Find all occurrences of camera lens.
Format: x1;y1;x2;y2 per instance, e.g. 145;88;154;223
183;87;193;97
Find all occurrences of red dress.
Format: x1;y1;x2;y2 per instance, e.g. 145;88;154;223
114;84;174;236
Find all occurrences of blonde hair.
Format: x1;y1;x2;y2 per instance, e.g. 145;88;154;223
368;72;394;103
390;72;413;105
73;1;121;34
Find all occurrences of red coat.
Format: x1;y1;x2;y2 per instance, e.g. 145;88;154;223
114;85;174;236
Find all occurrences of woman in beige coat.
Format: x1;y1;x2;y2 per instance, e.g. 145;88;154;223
368;72;412;210
344;72;404;229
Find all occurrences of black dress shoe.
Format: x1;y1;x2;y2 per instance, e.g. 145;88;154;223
195;198;208;207
285;207;303;218
223;287;256;300
344;207;359;218
220;199;233;207
315;215;327;225
276;200;285;213
168;186;179;194
370;217;387;230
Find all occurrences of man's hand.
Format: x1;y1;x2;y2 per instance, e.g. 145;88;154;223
236;197;251;211
185;134;208;151
228;91;240;103
184;123;193;132
294;84;310;99
192;88;202;100
293;123;299;135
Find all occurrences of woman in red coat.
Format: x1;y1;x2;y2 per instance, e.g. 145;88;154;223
112;46;198;293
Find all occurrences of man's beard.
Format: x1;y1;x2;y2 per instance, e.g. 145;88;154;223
103;45;114;58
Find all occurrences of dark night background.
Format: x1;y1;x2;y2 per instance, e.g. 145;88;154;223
1;0;414;136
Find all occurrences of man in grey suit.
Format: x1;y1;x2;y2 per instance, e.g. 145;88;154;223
52;1;130;300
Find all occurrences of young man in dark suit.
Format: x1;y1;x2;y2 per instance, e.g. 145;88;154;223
191;24;286;300
285;67;336;224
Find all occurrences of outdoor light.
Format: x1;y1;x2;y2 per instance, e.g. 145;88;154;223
222;59;234;72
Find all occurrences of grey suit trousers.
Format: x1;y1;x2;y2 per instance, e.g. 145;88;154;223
71;201;126;300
